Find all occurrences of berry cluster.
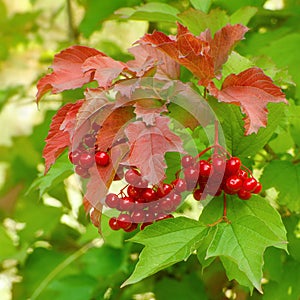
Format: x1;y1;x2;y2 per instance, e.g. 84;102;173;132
180;153;262;201
105;168;188;232
68;123;110;178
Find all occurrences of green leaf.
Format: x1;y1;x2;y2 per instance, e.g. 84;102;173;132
114;3;180;23
154;273;208;300
199;195;287;292
288;103;300;147
189;0;212;13
0;223;16;261
208;100;286;158
260;160;300;213
213;0;266;13
122;217;208;287
230;6;258;26
179;8;229;35
283;216;300;262
27;152;73;198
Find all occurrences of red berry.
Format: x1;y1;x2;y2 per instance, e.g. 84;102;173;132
181;155;195;168
127;185;140;199
95;151;110;167
157;183;173;198
199;160;212;178
117;213;132;230
242;177;258;192
237;169;248;180
238;189;252;200
83;133;96;148
105;193;120;209
156;213;174;221
119;196;135;211
253;182;262;194
69;150;81;164
160;197;175;212
172;178;187;193
171;193;182;207
212;157;226;174
75;165;90;178
225;157;241;176
79;152;94;168
193;188;203;201
140;222;153;230
184;166;199;183
124;223;138;232
141;188;157;203
131;210;145;223
109;217;120;230
225;175;243;192
125;169;141;185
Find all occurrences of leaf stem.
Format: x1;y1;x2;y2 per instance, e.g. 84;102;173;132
66;0;79;43
30;239;102;300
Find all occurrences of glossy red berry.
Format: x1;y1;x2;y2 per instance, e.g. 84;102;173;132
127;185;140;199
119;196;135;211
238;189;252;200
156;213;174;221
124;223;138;232
105;193;120;209
212;157;226;174
125;169;141;185
199;160;212;178
109;217;120;230
95;151;110;167
74;165;90;178
117;213;132;230
131;210;145;223
69;150;81;164
83;133;96;148
225;175;243;192
237;169;248;180
156;183;173;198
172;178;187;193
253;182;262;194
193;188;203;201
181;155;195;168
160;197;175;212
184;166;199;183
225;157;241;176
140;222;153;230
79;152;94;168
242;177;258;192
141;188;157;203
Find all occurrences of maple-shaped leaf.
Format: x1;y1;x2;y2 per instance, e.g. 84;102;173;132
36;46;104;102
43;100;84;173
139;23;248;86
125;116;184;184
82;55;127;89
128;44;180;80
207;67;288;135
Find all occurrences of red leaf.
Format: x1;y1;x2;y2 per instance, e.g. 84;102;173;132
36;46;104;102
84;144;129;211
43;100;84;173
138;23;248;86
207;67;288;135
125;116;184;184
128;44;180;80
82;55;127;89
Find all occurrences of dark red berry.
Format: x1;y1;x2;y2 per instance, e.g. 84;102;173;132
124;223;138;232
69;150;81;164
242;177;258;192
212;157;226;174
171;192;182;207
172;178;187;193
109;217;120;230
125;169;141;185
131;210;145;223
156;213;174;221
119;196;135;211
140;222;153;230
181;155;195;168
199;160;212;178
75;165;90;178
141;188;157;203
225;157;241;176
237;169;248;180
83;133;96;148
238;189;252;200
184;166;199;183
156;183;173;198
193;188;203;201
79;152;94;168
105;193;120;209
160;197;175;213
225;175;243;192
95;151;110;167
127;185;140;199
117;213;132;230
252;182;262;194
